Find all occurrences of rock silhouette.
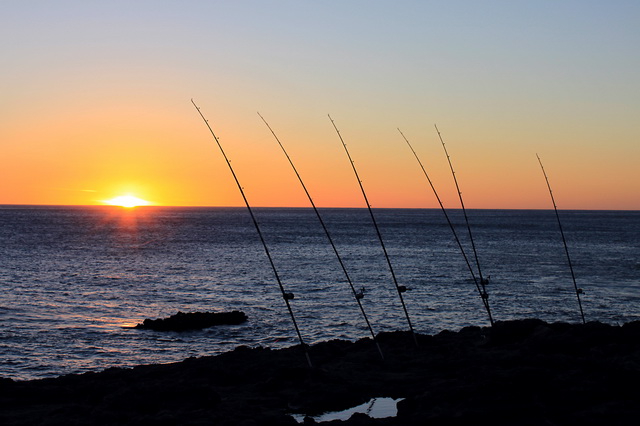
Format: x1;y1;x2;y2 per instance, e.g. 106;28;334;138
2;319;640;425
134;310;247;331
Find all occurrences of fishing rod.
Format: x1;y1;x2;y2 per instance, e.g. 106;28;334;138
434;125;492;318
536;154;586;324
398;129;494;326
191;99;313;368
258;112;384;360
328;115;418;347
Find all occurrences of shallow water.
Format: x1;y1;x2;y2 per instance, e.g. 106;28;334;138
290;397;404;422
1;206;638;380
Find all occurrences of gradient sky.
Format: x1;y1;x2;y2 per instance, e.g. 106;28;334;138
2;1;638;209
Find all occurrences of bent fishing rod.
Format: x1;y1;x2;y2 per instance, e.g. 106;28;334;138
536;154;586;324
191;99;312;368
435;125;492;317
258;112;384;360
398;129;494;326
329;115;418;347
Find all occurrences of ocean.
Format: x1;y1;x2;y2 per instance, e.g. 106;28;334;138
1;206;638;380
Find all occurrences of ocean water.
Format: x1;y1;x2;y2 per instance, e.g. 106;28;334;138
0;206;638;380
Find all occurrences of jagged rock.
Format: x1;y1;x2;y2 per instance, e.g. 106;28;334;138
134;310;247;331
4;319;640;425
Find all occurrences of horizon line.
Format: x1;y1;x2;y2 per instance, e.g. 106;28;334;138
0;203;638;212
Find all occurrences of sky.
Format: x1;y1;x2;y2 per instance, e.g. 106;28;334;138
1;1;638;209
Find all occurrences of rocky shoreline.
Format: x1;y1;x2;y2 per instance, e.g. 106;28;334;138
2;319;640;425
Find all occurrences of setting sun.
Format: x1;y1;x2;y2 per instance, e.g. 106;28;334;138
104;195;150;208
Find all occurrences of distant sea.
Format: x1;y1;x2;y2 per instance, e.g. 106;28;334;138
1;206;638;380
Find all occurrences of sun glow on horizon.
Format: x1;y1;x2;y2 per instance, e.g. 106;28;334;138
104;195;150;208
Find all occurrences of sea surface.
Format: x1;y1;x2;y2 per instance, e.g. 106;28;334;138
1;206;638;380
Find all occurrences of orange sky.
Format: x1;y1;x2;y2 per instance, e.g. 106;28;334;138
2;2;638;210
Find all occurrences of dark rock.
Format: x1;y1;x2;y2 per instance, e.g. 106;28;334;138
4;319;640;425
489;318;547;345
134;310;247;331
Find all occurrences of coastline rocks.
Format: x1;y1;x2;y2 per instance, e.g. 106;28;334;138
3;319;640;425
134;310;248;331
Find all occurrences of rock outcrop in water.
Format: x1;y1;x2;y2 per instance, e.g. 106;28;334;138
134;310;248;331
2;319;640;425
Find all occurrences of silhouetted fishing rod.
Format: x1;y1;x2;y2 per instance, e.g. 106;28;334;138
258;112;384;360
435;125;492;315
536;154;586;324
328;115;418;347
191;100;312;368
398;129;494;326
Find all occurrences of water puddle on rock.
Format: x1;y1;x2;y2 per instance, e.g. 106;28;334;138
290;397;404;423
